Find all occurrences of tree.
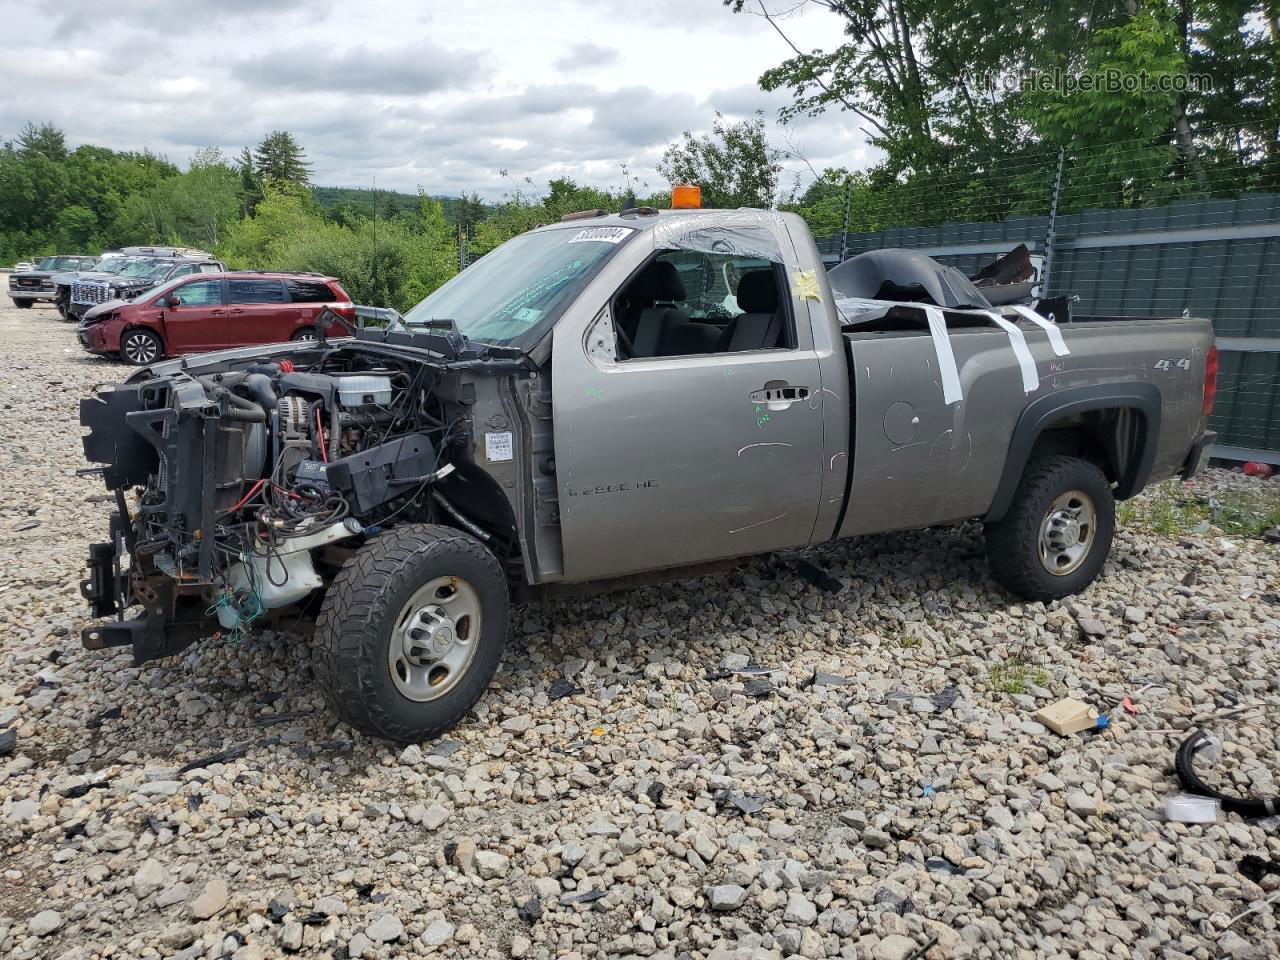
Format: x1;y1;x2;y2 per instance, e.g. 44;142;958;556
236;146;264;217
1027;5;1188;209
657;112;783;208
17;121;67;162
454;191;487;236
253;131;311;190
55;205;97;248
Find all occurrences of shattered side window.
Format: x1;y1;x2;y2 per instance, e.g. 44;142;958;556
651;211;787;264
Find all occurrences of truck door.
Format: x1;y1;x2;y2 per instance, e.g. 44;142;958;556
551;213;826;580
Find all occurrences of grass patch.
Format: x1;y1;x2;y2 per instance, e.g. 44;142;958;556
988;659;1050;695
1118;480;1280;539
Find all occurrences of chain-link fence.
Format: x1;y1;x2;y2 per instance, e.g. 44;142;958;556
814;127;1280;462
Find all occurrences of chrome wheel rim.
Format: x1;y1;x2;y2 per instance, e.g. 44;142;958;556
388;576;481;702
122;333;158;364
296;329;317;341
1038;490;1096;576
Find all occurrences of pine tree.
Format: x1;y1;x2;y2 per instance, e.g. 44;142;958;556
253;131;311;190
236;146;263;218
16;121;67;161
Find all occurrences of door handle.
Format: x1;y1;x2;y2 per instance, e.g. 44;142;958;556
229;308;244;315
749;384;810;406
211;310;225;316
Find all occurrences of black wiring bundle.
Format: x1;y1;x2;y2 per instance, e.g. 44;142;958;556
1175;729;1280;817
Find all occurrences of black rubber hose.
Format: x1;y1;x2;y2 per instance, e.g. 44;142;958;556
1175;729;1279;817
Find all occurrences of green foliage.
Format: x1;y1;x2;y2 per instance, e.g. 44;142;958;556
17;122;67;161
0;124;187;261
112;149;241;250
657;112;782;208
1028;3;1187;209
988;658;1050;694
469;176;664;255
729;0;1279;235
311;186;472;225
253;130;311;190
218;188;456;312
1118;479;1280;537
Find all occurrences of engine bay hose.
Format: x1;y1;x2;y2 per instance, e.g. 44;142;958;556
1175;729;1279;817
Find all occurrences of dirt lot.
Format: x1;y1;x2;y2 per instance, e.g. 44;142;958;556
0;298;1277;960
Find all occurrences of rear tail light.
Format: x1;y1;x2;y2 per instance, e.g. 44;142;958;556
1202;346;1218;418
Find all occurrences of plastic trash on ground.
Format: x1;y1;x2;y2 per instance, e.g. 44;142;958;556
1165;793;1220;823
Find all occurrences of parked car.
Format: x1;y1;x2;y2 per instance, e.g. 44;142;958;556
78;271;354;364
8;255;99;308
79;201;1216;742
69;256;226;320
52;256;149;319
13;261;34;272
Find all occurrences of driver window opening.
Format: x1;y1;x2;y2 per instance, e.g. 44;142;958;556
611;250;794;360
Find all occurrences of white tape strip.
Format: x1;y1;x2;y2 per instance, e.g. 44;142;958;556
985;311;1039;393
1010;304;1070;357
921;306;962;405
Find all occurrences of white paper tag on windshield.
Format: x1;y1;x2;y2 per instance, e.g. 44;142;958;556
568;226;632;244
485;431;514;462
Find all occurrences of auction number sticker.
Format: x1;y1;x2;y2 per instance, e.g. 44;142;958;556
485;431;514;462
568;226;633;244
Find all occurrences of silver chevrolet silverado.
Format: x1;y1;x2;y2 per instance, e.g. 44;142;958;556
79;205;1217;741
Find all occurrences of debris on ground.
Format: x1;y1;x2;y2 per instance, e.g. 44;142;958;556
1034;697;1100;735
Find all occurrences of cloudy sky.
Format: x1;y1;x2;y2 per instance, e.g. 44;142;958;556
1;0;878;199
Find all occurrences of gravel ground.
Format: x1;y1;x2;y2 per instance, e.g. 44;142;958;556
0;300;1277;960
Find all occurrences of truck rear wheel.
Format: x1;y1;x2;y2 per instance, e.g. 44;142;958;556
985;455;1115;601
313;523;508;742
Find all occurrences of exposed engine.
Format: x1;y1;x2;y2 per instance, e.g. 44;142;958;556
79;342;498;654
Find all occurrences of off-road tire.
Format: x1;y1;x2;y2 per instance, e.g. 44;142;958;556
13;299;32;309
985;455;1115;601
120;328;164;366
313;523;508;742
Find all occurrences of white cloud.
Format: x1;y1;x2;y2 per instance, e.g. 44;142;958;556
1;0;881;199
554;43;619;71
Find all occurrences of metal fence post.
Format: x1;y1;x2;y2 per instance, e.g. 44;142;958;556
1040;147;1065;297
839;176;852;264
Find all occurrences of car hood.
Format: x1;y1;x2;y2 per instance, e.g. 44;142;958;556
83;299;132;321
11;271;55;281
58;271;117;284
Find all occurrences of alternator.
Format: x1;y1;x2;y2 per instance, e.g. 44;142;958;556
278;396;310;441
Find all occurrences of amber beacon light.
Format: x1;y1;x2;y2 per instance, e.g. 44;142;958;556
671;184;702;209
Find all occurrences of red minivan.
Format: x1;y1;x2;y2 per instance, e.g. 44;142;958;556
79;272;355;365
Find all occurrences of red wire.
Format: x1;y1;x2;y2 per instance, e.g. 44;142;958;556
271;483;303;500
315;406;328;463
224;478;266;515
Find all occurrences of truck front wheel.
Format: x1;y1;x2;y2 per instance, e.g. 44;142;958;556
984;455;1115;601
313;523;509;742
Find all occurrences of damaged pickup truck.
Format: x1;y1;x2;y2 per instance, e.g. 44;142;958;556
79;201;1217;742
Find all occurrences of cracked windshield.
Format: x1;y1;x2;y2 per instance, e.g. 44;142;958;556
403;226;633;345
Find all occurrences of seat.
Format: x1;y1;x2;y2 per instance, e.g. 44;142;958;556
716;270;784;352
622;261;688;358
